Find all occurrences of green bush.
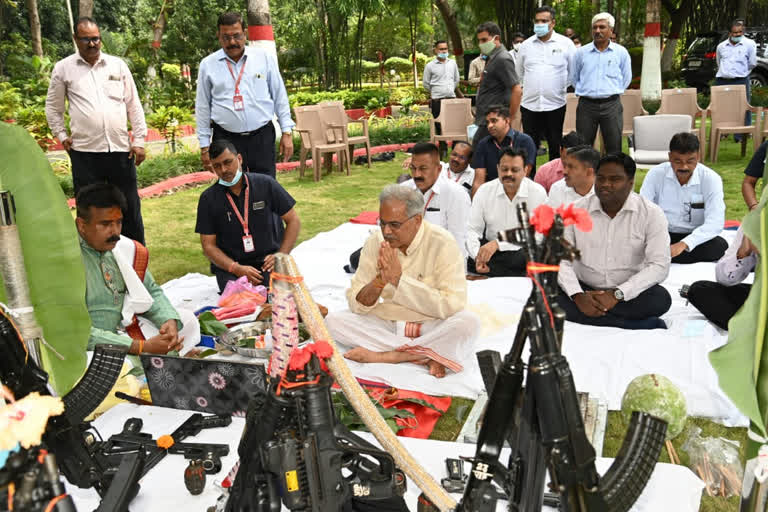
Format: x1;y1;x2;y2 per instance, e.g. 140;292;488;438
383;56;413;75
751;86;768;108
0;82;21;120
389;86;429;105
628;47;643;79
290;88;392;110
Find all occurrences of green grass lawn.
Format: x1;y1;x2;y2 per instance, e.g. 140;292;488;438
140;138;760;511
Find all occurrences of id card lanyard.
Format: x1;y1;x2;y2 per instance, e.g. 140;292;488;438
225;181;255;252
226;56;248;111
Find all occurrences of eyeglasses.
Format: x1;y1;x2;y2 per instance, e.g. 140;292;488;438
378;214;417;231
220;33;245;42
78;36;101;44
450;152;469;162
683;202;692;223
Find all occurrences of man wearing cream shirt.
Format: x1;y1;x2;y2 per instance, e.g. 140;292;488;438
326;185;479;378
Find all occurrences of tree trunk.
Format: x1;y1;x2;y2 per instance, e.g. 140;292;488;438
314;0;328;88
26;0;43;57
433;0;463;56
409;10;418;89
247;0;276;55
640;0;662;101
660;0;692;72
736;0;748;21
146;1;168;105
78;0;93;18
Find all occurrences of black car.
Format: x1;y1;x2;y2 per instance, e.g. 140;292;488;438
681;28;768;90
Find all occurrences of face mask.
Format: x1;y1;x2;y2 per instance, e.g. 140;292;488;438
481;54;488;60
437;52;449;60
731;35;743;43
512;42;522;51
534;23;550;37
479;38;496;56
218;169;242;187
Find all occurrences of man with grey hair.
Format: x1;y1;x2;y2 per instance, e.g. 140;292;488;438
570;12;631;154
326;184;479;379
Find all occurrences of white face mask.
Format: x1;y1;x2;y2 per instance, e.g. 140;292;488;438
513;42;522;51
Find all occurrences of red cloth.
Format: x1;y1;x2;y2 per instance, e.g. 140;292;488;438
349;211;379;225
368;387;452;439
725;220;741;229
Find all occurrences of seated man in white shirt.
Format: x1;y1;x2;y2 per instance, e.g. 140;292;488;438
684;226;757;330
402;142;471;257
558;153;672;330
326;185;479;378
546;145;598;208
441;141;476;194
639;132;728;264
467;147;547;276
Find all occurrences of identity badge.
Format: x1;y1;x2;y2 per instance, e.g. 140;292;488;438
242;235;255;252
233;94;245;111
253;201;265;210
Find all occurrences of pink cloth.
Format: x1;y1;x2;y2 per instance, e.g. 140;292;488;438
534;157;565;193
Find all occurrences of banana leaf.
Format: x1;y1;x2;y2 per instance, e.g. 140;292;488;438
0;124;89;394
710;185;768;457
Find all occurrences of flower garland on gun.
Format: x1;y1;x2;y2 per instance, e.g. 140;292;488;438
421;203;669;512
223;341;408;512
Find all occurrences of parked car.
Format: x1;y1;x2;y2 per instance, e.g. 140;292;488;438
681;28;768;90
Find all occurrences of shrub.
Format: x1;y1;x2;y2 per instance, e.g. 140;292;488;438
0;82;21;120
751;86;768;108
383;56;413;76
389;87;429;105
146;105;195;153
628;47;643;78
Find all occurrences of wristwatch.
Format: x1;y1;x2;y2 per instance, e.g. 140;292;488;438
613;288;624;301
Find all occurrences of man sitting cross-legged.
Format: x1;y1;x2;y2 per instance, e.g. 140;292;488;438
557;152;672;329
466;147;547;276
326;185;479;378
639;132;727;264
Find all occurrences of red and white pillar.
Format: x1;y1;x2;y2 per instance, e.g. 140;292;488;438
246;0;277;57
640;0;662;102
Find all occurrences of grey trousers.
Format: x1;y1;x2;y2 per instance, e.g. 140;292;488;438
576;96;623;154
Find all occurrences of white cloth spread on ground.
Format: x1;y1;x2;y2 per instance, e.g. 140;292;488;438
113;236;154;326
161;222;750;426
66;404;704;512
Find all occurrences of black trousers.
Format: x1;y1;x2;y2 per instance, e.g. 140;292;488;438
557;283;672;329
69;149;145;244
669;232;728;264
521;105;567;161
576;96;623;154
687;281;751;330
213;263;269;293
467;247;527;277
212;122;277;178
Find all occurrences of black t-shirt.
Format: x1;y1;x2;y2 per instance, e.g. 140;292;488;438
745;140;768;178
195;173;296;272
472;130;537;182
475;45;520;124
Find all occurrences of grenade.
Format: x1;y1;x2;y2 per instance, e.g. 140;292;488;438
184;459;206;495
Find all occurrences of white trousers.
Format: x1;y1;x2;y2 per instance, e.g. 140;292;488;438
325;310;479;373
138;308;200;355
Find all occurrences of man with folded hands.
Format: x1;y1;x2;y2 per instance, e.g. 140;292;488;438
326;185;479;378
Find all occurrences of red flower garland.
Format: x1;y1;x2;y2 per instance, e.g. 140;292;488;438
529;204;593;235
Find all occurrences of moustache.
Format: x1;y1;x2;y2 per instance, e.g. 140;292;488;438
227;45;241;50
413;177;424;182
502;177;515;182
106;235;120;243
675;168;692;173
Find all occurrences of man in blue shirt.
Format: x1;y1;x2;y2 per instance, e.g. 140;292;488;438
639;132;727;264
470;105;537;197
570;12;632;154
742;139;767;211
195;12;295;178
716;20;757;133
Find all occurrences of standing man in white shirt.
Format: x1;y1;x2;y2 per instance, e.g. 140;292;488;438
558;153;672;330
46;17;148;244
467;147;547;276
422;40;462;133
402;143;471;258
516;5;576;162
639;132;728;264
546;145;598;208
715;21;757;134
195;12;294;178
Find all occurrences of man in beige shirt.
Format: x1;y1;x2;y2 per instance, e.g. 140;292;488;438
326;185;478;378
557;153;672;330
46;17;148;244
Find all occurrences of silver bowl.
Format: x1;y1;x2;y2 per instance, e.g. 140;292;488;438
218;321;272;359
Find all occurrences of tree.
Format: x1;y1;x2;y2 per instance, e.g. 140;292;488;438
247;0;276;55
26;0;43;57
79;0;92;18
433;0;462;56
640;0;662;102
660;0;693;72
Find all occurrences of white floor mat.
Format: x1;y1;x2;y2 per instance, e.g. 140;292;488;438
162;223;748;426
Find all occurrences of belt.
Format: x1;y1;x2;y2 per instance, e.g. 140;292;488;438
580;94;619;103
212;121;271;138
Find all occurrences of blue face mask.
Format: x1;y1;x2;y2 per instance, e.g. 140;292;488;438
481;54;488;60
437;52;449;59
731;35;743;43
533;23;550;37
218;169;242;187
